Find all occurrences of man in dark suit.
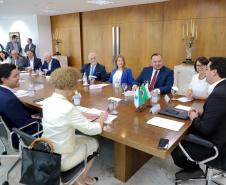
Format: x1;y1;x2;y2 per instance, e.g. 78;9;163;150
0;64;42;138
24;38;36;58
21;50;42;72
80;53;106;82
132;53;174;94
41;52;61;74
171;57;226;181
6;35;22;57
10;50;24;69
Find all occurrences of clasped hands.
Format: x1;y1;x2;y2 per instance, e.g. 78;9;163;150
188;108;201;121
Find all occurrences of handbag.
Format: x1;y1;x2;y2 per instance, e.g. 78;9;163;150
19;137;61;185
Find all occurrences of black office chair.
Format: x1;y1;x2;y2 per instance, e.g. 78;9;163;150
12;128;99;185
175;134;226;185
106;72;111;82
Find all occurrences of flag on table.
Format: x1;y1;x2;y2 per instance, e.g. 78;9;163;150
145;82;151;98
140;84;149;101
133;88;145;108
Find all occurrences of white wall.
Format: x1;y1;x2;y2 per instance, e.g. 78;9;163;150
0;15;52;62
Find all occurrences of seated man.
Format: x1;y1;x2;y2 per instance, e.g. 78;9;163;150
21;49;42;72
171;57;226;181
41;52;61;74
132;53;174;94
0;64;42;138
80;53;106;82
10;50;24;69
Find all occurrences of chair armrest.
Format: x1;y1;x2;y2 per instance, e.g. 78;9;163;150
18;121;42;133
183;134;215;148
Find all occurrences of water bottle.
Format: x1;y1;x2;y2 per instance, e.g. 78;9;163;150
83;72;88;86
73;90;80;106
39;68;42;76
29;84;35;97
152;89;158;103
115;78;119;88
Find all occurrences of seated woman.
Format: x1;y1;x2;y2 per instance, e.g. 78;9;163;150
186;57;210;100
0;51;11;64
108;55;133;87
42;67;108;185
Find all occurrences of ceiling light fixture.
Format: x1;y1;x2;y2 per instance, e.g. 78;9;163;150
0;1;4;4
38;7;59;13
87;0;114;5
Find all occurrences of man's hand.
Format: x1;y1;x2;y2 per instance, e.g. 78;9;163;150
32;116;42;120
132;85;138;91
85;113;100;120
188;108;199;121
186;92;193;100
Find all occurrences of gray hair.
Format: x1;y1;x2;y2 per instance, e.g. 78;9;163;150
88;53;97;59
44;52;52;58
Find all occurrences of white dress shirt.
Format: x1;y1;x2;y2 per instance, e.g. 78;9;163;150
208;79;226;95
48;60;52;70
29;57;34;70
113;70;123;85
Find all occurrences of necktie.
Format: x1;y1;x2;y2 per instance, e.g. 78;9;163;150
90;66;94;76
149;71;158;90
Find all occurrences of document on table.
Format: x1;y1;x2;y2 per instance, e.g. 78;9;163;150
175;105;192;111
19;72;30;76
147;117;185;131
99;84;109;87
76;106;90;112
14;90;29;97
176;97;192;102
108;97;122;102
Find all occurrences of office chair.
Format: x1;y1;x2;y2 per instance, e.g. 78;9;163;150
175;134;226;185
106;72;111;82
0;116;42;185
12;127;99;185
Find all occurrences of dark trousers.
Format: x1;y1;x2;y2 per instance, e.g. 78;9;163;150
171;140;215;170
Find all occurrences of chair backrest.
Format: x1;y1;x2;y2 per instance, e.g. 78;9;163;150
106;72;111;82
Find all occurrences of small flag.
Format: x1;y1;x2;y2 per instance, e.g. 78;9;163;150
140;84;149;101
145;82;151;98
133;88;145;108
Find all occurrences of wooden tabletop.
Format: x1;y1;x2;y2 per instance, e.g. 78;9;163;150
16;74;205;159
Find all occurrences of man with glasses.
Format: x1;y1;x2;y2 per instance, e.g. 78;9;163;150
10;50;24;69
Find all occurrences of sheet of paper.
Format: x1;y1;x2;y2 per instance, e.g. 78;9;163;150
108;97;122;102
19;73;30;76
124;91;136;96
89;84;102;89
99;84;109;87
147;116;185;131
76;106;90;112
36;101;44;105
176;97;192;102
14;90;29;97
175;105;192;111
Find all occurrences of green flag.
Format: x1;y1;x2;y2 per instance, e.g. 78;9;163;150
133;88;145;108
140;84;149;101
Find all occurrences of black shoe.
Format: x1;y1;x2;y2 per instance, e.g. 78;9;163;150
175;168;205;181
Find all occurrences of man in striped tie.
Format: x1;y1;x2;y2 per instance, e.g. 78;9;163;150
132;53;174;95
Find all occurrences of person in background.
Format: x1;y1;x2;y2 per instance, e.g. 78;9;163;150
132;53;174;94
21;50;42;73
42;67;108;185
108;55;133;87
10;50;24;69
186;57;210;100
24;38;36;58
41;52;61;74
80;53;106;82
0;51;11;64
6;35;22;57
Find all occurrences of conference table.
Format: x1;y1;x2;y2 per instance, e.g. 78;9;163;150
16;73;205;183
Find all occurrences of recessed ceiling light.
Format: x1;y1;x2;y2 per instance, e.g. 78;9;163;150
87;0;114;5
0;1;4;4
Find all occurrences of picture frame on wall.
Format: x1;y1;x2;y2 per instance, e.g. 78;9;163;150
9;32;20;43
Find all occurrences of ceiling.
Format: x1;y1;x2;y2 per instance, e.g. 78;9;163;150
0;0;168;19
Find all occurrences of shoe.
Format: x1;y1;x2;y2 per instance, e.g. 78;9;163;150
84;177;98;185
175;168;205;181
74;181;83;185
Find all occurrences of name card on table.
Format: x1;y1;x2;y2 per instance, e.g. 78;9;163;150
149;103;161;114
35;85;44;91
89;84;102;89
164;94;171;103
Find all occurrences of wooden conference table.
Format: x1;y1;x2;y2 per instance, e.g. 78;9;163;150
16;73;205;183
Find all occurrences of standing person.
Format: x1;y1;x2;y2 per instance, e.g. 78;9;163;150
132;53;174;94
0;51;11;64
171;57;226;181
24;38;36;58
10;50;24;69
6;35;22;57
41;52;61;74
186;56;210;100
21;50;42;72
108;55;133;87
80;53;107;82
42;67;108;185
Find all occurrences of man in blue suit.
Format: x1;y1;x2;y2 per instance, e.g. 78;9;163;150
41;52;61;74
0;64;42;139
80;53;106;82
21;50;42;72
132;53;174;94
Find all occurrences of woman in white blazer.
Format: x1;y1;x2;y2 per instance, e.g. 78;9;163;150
42;67;108;185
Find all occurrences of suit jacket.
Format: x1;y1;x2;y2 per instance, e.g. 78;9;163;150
11;56;24;69
192;79;226;151
108;68;134;87
133;66;174;94
21;57;42;71
41;58;61;74
80;63;106;82
6;41;22;56
24;43;36;58
0;86;42;137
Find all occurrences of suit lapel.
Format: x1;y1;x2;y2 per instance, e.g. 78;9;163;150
155;67;164;86
93;63;99;76
87;64;91;76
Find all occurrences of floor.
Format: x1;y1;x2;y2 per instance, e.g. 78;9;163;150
1;135;226;185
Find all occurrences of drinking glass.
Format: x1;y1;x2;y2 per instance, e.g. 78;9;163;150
26;67;31;73
43;69;48;77
110;100;118;115
89;76;95;85
171;87;178;100
122;83;127;95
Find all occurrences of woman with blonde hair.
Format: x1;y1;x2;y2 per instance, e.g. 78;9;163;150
108;54;133;87
42;67;108;185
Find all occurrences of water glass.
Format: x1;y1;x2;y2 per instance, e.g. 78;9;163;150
122;83;127;95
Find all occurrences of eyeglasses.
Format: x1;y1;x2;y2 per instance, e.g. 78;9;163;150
196;64;205;68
